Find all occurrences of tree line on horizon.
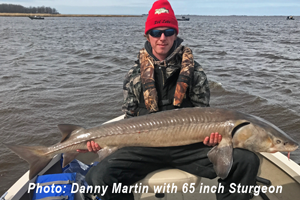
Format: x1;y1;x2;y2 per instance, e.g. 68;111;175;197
0;4;59;14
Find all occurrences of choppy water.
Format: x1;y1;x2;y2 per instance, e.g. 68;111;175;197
1;16;300;194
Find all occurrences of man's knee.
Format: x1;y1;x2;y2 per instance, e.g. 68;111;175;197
233;148;260;169
85;162;115;186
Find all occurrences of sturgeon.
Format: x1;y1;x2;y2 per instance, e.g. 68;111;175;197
5;107;298;180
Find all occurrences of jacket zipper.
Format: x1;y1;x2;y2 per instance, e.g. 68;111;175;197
159;66;165;86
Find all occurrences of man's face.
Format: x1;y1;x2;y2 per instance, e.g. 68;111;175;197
147;27;177;61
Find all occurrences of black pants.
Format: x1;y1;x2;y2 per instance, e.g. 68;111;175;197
85;143;260;200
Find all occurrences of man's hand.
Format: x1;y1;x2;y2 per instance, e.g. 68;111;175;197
77;141;101;153
203;132;222;146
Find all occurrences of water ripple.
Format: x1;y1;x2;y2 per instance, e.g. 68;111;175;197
1;16;300;194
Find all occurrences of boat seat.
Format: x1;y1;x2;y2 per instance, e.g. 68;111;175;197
135;168;201;200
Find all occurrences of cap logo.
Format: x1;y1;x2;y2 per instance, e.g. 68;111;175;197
155;7;169;15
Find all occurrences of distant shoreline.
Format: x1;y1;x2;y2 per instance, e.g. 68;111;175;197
0;13;297;18
0;13;142;17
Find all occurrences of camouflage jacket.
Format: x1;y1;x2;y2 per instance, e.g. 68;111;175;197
122;38;210;118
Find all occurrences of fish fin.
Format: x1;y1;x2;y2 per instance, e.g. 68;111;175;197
57;124;84;143
207;140;233;180
97;146;118;162
62;152;80;168
4;143;51;180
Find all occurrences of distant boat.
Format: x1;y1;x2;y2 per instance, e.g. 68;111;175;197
28;16;44;20
286;16;295;20
177;16;190;21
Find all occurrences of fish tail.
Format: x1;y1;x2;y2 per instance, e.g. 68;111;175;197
4;143;52;179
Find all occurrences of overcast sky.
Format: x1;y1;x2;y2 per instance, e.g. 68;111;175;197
2;0;300;15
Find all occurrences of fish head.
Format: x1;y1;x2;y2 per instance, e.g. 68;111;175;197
253;115;298;153
232;117;298;153
262;123;298;153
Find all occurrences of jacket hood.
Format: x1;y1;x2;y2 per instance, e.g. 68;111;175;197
144;37;184;61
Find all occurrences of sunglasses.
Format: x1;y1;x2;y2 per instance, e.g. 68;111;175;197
149;29;176;37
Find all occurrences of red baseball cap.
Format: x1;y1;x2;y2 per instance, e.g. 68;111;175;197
145;0;179;35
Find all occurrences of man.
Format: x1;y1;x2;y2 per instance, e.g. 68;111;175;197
83;1;260;199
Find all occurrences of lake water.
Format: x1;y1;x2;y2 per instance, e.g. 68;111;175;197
1;16;300;194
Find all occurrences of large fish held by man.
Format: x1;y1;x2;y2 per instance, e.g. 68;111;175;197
5;107;298;180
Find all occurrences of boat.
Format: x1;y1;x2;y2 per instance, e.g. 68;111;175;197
2;114;300;200
177;16;190;21
286;16;295;20
28;16;44;20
